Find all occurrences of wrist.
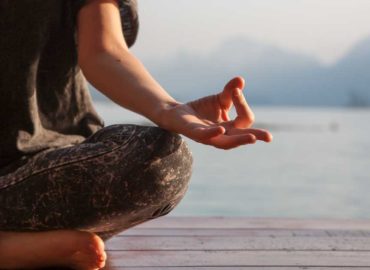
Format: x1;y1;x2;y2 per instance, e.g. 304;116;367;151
155;100;183;130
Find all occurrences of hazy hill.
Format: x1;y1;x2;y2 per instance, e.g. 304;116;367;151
330;37;370;107
89;36;370;107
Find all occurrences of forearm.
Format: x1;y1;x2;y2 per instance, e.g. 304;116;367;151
79;49;179;126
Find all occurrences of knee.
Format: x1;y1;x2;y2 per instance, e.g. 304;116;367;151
131;127;193;216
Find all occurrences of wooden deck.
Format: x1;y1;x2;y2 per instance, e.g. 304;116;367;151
103;217;370;269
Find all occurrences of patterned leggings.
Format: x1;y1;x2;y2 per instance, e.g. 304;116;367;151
0;125;192;240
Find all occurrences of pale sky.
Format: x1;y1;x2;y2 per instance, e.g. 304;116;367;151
131;0;370;65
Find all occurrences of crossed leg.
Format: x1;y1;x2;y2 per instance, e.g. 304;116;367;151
0;125;192;269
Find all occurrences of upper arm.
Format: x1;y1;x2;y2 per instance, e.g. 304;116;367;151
76;0;136;65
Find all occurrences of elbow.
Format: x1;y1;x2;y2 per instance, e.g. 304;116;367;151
77;43;107;73
77;42;129;78
78;56;95;83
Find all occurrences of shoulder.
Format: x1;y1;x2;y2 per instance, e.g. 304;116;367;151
76;0;139;48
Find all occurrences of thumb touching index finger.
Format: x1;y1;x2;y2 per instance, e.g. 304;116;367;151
232;88;255;128
218;77;245;108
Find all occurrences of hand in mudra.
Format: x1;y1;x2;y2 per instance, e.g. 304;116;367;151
162;77;273;149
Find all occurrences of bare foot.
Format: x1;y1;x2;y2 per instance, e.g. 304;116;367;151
0;230;107;269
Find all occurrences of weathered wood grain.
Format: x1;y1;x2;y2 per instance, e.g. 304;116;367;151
135;217;370;230
106;250;370;267
102;217;370;269
105;268;370;270
119;228;370;237
106;235;370;251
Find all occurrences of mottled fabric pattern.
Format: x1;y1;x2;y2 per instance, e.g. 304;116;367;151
0;0;139;169
0;125;193;240
0;0;189;241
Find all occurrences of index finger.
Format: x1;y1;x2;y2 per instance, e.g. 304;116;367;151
218;77;245;109
232;88;255;128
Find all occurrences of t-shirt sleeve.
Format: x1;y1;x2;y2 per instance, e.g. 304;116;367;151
74;0;139;48
118;0;139;48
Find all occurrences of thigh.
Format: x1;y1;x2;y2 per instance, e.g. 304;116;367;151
0;124;192;237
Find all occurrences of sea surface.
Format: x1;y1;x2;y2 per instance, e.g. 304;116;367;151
95;102;370;219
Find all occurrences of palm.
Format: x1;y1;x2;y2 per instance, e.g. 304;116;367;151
165;77;272;149
188;95;225;123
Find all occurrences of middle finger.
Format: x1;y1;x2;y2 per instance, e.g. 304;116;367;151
224;126;273;142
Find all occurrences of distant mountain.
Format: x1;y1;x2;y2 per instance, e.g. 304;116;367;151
330;37;370;107
89;36;370;107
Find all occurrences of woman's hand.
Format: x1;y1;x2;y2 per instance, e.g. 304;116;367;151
77;3;271;150
160;77;273;150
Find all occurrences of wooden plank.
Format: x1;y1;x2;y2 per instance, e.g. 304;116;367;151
103;217;370;269
105;235;370;251
119;228;370;237
106;250;370;267
104;266;369;270
135;217;370;230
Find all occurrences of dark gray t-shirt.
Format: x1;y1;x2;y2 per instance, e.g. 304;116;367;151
0;0;138;172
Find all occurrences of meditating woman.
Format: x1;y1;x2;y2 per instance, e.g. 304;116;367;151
0;0;272;269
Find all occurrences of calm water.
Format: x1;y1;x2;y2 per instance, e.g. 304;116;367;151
95;102;370;219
